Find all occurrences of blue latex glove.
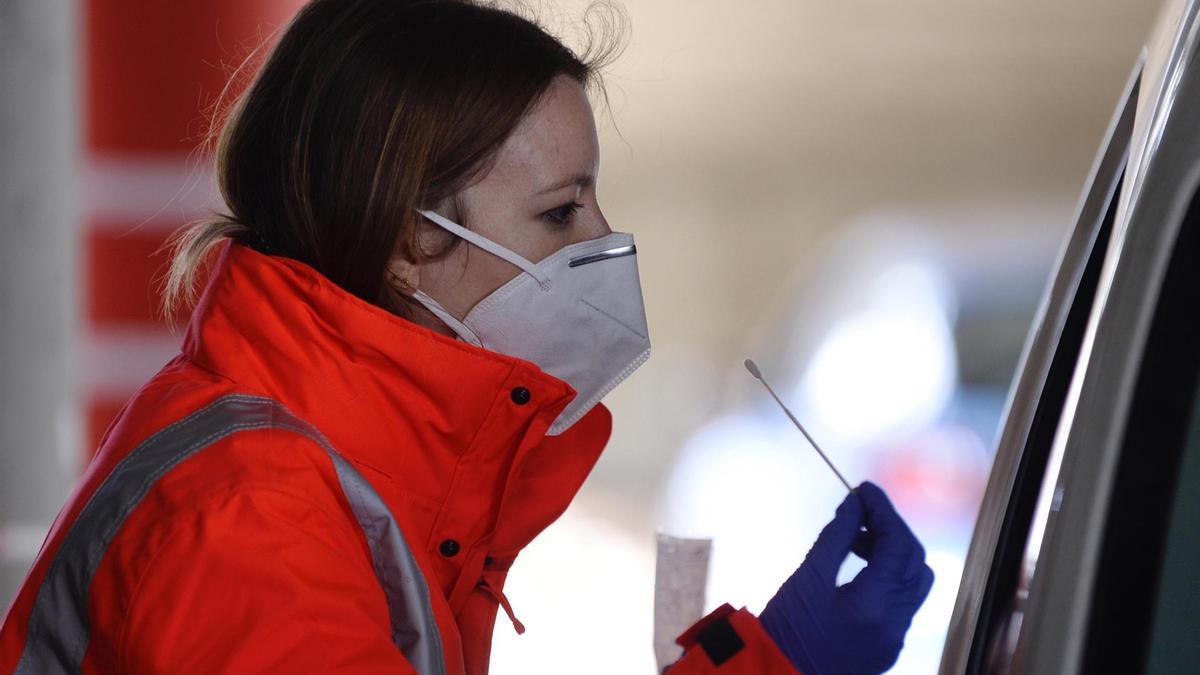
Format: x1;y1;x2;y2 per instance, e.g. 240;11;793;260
759;482;935;674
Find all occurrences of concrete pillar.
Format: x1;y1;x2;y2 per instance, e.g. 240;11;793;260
0;0;81;604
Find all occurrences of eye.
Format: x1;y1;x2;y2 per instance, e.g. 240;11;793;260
542;201;584;226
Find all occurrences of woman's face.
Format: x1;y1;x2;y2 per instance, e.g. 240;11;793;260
393;74;610;335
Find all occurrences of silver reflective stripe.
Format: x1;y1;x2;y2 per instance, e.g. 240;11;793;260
15;394;445;675
323;451;444;674
567;244;637;268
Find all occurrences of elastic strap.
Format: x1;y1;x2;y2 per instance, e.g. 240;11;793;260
411;290;483;347
417;209;551;288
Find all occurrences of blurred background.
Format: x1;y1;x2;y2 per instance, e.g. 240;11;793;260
0;0;1159;672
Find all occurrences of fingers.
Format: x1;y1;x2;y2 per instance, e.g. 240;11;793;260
856;482;906;534
878;562;935;613
854;482;927;582
916;564;935;601
804;489;866;584
851;528;873;560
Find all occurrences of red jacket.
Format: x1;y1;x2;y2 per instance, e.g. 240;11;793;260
0;242;796;674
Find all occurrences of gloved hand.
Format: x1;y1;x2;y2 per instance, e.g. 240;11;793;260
758;482;934;675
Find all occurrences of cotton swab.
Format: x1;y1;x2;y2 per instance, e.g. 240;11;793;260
744;358;854;493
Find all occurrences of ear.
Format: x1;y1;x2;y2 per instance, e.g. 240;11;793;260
386;253;421;296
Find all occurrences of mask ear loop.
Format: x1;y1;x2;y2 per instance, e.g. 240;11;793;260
416;209;552;291
409;289;483;346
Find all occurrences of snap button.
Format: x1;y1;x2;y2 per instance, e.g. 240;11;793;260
439;539;461;557
510;387;531;405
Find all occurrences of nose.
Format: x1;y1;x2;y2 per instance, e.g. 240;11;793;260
578;203;613;243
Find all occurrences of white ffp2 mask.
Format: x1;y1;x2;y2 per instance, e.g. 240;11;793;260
411;209;651;435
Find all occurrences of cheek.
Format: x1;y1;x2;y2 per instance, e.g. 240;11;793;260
472;250;526;291
525;226;577;262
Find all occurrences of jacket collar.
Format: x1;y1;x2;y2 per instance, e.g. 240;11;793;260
182;242;611;582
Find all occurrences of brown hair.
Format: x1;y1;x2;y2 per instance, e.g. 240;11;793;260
163;0;623;323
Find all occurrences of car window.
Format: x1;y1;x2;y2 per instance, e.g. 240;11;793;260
1144;382;1200;673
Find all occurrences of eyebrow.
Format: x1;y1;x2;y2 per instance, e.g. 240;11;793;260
536;172;594;195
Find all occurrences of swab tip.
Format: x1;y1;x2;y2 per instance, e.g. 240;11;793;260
743;358;762;380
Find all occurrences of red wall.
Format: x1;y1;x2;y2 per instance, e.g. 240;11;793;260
84;0;305;456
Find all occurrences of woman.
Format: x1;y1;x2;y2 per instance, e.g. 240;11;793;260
0;1;932;673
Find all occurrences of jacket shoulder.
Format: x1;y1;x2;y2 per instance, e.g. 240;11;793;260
86;425;407;672
110;478;409;672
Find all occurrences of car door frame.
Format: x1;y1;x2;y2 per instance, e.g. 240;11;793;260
937;43;1142;675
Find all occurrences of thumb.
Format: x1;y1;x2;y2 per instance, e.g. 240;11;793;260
804;490;866;584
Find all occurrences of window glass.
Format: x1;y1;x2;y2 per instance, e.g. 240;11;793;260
1144;390;1200;673
1078;180;1200;672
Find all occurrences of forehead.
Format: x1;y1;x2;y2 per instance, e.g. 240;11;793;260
485;76;599;189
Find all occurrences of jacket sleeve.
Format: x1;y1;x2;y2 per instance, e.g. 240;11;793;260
116;486;417;674
665;604;800;675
